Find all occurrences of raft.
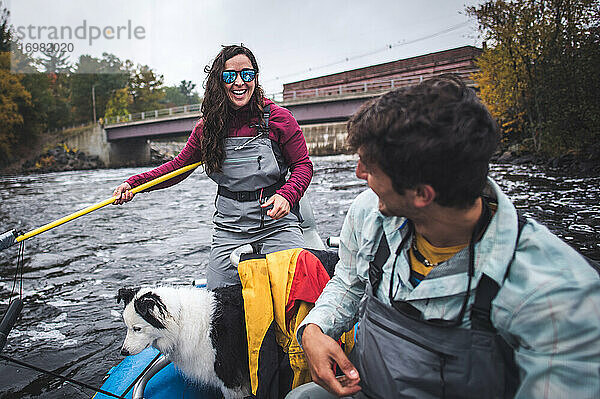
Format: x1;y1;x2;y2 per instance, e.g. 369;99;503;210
93;347;222;399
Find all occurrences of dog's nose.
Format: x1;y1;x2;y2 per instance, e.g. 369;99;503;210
121;348;130;356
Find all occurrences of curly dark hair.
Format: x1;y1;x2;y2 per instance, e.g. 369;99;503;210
200;45;265;174
347;75;499;209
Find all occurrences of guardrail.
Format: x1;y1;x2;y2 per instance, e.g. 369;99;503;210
104;103;202;126
282;69;478;101
103;94;284;126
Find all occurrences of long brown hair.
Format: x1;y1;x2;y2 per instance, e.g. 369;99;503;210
200;45;265;174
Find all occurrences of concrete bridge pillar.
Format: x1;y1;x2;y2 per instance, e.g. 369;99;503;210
64;124;151;168
108;137;151;167
301;121;350;155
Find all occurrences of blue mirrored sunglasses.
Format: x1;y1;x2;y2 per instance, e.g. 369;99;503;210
222;69;256;84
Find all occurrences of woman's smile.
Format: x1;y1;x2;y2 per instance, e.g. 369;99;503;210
224;54;255;109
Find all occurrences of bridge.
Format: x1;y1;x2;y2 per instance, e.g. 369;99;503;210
104;104;201;141
71;46;481;166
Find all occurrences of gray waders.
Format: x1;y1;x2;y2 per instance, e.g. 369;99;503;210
206;105;304;290
351;204;522;399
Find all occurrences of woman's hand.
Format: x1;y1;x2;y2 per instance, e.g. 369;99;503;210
113;182;135;205
261;193;290;220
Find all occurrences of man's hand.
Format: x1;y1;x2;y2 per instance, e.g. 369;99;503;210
113;182;134;205
261;193;290;220
302;324;361;396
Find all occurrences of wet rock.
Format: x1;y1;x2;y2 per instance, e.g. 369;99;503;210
149;142;184;165
22;145;104;174
150;147;174;165
493;141;600;176
513;154;536;164
496;151;514;163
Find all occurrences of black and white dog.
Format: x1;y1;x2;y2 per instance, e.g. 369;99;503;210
117;285;250;398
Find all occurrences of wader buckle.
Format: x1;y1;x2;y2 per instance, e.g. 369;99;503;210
237;191;251;201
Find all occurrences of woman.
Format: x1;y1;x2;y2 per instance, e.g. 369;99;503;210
113;45;313;289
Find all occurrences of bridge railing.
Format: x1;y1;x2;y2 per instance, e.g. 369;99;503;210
104;103;202;126
282;68;478;101
104;94;285;127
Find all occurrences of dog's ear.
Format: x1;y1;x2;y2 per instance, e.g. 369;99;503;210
134;292;168;329
117;287;140;306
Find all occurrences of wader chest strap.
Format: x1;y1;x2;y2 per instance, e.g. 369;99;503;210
369;233;390;294
369;223;413;296
262;104;270;132
248;104;270;134
471;213;527;331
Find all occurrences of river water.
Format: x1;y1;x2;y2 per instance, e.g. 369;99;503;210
0;155;598;398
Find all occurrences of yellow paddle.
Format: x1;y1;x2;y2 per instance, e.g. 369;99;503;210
0;162;203;250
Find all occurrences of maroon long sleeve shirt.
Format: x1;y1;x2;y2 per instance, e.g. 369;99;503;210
125;99;313;206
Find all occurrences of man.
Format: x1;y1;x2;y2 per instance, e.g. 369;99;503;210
290;76;600;398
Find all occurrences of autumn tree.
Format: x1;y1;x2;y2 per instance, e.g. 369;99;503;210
0;2;42;165
128;64;165;113
468;0;600;154
104;87;131;120
0;53;32;164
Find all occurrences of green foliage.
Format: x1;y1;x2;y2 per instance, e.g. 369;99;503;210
468;0;600;155
161;80;201;107
70;53;130;123
39;49;72;73
0;1;11;52
128;64;165;113
104;87;131;118
20;72;51;137
0;52;32;164
44;72;72;130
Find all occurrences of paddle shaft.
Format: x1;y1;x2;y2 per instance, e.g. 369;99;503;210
15;162;202;243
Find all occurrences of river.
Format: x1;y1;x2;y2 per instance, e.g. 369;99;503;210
0;155;598;398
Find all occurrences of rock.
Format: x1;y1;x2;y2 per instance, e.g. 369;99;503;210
497;151;514;163
149;142;180;165
21;144;105;174
513;154;535;164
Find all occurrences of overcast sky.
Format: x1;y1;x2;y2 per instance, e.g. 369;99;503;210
8;0;485;95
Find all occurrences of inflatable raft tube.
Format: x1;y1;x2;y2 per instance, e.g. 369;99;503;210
93;347;222;399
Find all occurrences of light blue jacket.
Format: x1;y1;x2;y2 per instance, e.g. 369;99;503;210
298;178;600;398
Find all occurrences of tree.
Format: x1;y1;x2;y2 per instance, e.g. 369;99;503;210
39;49;72;73
44;72;73;130
128;64;165;113
0;2;51;164
0;1;11;52
104;87;131;119
71;53;130;123
178;80;199;101
160;80;201;108
468;0;600;154
0;53;32;164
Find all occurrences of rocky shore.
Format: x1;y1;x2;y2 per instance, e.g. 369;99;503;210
491;143;600;176
3;141;599;177
21;144;105;174
11;142;179;175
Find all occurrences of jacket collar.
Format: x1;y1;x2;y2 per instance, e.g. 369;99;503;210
370;178;520;301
